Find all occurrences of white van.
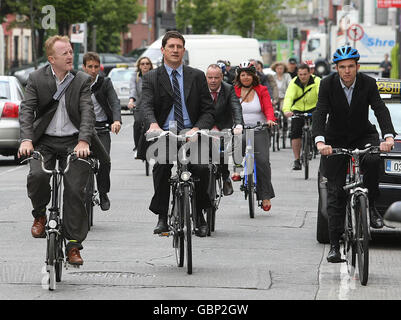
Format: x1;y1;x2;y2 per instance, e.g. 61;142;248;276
139;34;262;72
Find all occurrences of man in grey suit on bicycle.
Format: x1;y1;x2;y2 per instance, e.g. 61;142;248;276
19;35;107;265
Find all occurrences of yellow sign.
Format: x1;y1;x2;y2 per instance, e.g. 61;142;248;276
377;80;401;95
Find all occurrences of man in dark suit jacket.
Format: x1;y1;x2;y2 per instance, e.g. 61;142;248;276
18;35;107;265
82;51;122;211
206;63;244;196
142;31;215;237
312;45;396;263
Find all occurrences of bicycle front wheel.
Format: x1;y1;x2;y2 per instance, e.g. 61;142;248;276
356;195;369;285
85;172;95;230
247;174;255;219
183;185;192;274
344;202;356;276
47;233;57;291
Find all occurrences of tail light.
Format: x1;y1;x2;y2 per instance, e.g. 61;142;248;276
1;102;19;118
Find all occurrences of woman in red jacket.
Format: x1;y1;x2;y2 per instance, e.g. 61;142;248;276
232;61;276;211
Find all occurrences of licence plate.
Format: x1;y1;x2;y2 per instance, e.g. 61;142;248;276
385;159;401;174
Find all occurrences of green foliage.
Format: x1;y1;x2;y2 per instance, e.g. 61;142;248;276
175;0;298;39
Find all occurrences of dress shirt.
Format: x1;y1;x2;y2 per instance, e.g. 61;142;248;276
45;67;79;136
162;64;193;130
315;77;393;144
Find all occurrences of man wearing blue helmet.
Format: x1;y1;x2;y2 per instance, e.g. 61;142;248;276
312;45;396;263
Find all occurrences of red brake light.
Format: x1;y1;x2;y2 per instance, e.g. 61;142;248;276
1;102;19;118
100;64;104;72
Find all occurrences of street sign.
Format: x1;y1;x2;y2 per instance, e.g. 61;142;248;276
347;24;364;42
377;0;401;8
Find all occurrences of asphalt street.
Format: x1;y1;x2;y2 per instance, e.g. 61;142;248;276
1;113;401;301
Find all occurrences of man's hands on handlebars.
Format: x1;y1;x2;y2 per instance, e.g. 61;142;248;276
18;140;34;158
317;136;395;156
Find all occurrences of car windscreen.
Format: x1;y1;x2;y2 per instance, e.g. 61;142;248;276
109;69;133;82
369;102;401;134
0;81;11;99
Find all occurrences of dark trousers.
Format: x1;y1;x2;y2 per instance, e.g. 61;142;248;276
95;129;111;194
150;163;211;217
320;133;382;245
133;108;143;148
27;135;91;250
242;129;275;201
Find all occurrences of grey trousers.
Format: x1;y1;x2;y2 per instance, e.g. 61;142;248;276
27;135;91;250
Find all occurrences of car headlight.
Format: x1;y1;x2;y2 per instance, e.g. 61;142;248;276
181;171;191;181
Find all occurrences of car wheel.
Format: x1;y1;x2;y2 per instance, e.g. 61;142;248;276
317;170;330;244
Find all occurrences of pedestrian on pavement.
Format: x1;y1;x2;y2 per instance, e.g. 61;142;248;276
379;53;392;78
283;63;320;170
312;45;396;263
82;51;122;211
232;60;276;212
128;56;153;156
206;63;244;197
18;35;108;266
141;31;215;237
271;61;292;112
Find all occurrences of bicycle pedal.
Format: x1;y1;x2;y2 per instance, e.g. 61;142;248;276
66;262;81;269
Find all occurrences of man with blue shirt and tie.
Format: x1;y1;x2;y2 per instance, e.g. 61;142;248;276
141;31;215;237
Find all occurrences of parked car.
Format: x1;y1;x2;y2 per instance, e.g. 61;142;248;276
78;53;134;76
0;76;24;163
10;57;48;86
108;67;134;110
316;78;401;244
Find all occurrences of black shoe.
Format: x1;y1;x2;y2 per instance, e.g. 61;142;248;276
327;245;343;263
223;178;234;196
369;206;384;229
99;193;110;211
195;211;207;237
153;214;169;234
292;159;301;170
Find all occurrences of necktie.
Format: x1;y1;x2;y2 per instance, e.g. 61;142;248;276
171;70;184;132
211;91;218;103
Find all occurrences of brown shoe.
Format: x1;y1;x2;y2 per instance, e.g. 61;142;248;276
67;248;84;266
31;215;47;238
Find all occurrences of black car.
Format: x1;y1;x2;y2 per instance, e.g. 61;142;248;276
316;78;401;244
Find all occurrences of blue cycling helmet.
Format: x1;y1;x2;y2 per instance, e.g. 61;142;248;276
217;62;226;74
332;45;360;63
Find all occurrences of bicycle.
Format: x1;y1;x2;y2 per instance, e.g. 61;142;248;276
238;122;269;218
205;131;233;236
330;145;381;286
270;106;281;152
292;112;315;180
147;130;216;274
23;151;91;291
84;155;100;231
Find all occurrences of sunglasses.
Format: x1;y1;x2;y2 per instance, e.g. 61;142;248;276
140;62;151;65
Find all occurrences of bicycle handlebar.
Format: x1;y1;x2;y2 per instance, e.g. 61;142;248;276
22;151;92;174
145;129;231;142
291;112;313;119
243;122;269;130
330;145;381;157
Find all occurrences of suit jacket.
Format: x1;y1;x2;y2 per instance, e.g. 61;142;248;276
19;64;110;163
312;72;396;147
91;75;122;124
213;81;244;130
141;64;215;130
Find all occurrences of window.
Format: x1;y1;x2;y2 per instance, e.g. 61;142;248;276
308;38;320;52
141;0;148;23
0;81;11;99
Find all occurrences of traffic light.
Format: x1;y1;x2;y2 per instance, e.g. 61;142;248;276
292;27;298;39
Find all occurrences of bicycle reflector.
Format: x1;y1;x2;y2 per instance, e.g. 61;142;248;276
181;171;191;181
1;102;19;118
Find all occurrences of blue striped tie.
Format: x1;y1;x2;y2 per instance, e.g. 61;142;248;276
172;70;184;132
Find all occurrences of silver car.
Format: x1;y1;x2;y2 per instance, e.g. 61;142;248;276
0;76;24;163
108;67;135;109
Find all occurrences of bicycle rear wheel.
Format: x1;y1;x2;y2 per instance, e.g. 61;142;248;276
183;185;192;274
247;174;255;219
303;133;310;180
85;172;95;230
356;195;369;285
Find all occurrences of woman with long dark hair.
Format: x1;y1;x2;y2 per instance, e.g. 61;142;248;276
232;61;276;211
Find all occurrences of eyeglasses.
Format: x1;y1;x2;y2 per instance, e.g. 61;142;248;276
140;62;151;65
